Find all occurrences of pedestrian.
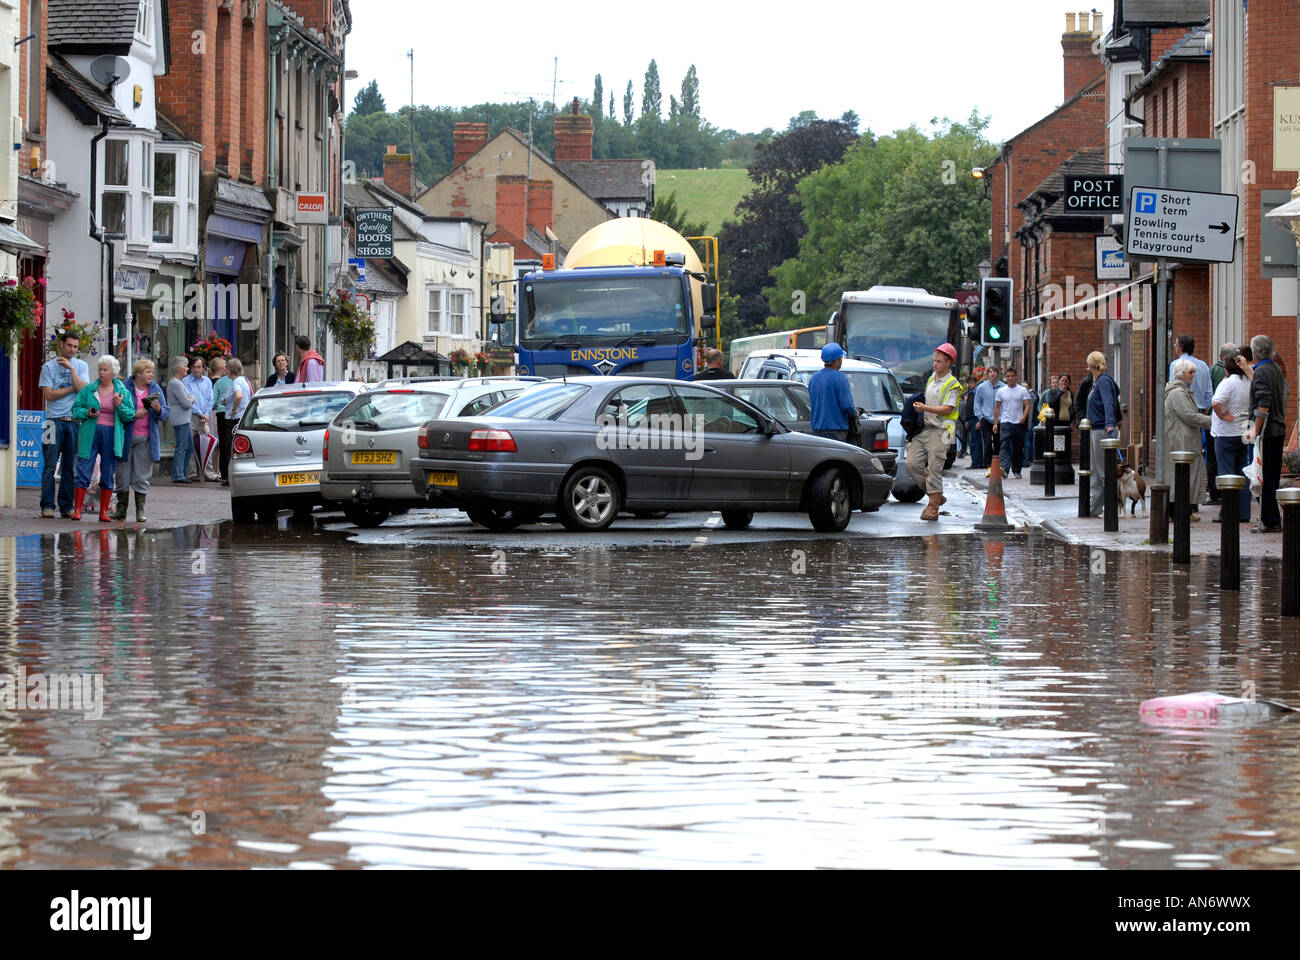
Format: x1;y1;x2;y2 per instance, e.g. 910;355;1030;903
1023;378;1039;464
1211;342;1236;392
692;347;735;381
1164;358;1212;518
112;358;168;522
958;374;978;463
38;330;90;518
295;335;325;383
974;365;1000;472
907;343;962;521
166;357;194;483
70;355;136;521
1072;368;1093;427
1246;334;1289;533
183;356;218;481
265;352;295;388
808;342;858;443
1170;334;1215;504
211;357;234;482
1211;349;1251;525
1085;351;1120;518
224;358;252;488
994;367;1031;479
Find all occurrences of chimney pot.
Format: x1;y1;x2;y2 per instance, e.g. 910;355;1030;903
1065;12;1075;32
453;122;491;169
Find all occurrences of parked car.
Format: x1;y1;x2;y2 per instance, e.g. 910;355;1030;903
408;377;893;533
708;378;896;488
738;349;943;502
320;377;546;527
229;381;370;523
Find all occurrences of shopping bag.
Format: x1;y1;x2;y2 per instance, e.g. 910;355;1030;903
1243;446;1263;498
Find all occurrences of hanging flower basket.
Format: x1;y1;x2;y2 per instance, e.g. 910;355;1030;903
323;289;376;364
47;307;101;357
188;332;233;363
0;277;43;353
449;347;472;375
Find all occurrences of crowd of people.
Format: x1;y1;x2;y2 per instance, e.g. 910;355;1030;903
39;335;326;521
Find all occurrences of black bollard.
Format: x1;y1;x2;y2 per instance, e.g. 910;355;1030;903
1280;489;1300;618
1217;475;1246;591
1044;407;1057;498
1171;451;1196;565
1078;419;1092;519
1101;438;1121;532
1150;484;1169;545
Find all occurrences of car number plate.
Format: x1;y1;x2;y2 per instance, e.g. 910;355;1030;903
427;471;458;487
276;471;320;486
351;451;397;465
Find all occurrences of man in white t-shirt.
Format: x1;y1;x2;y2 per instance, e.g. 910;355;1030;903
994;367;1031;479
1211;350;1252;524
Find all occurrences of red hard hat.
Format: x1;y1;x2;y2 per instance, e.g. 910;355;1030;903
936;343;958;361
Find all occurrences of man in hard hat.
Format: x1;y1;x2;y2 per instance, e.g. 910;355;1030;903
908;343;963;521
809;342;859;443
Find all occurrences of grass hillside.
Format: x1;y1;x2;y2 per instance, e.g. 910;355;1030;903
655;168;752;235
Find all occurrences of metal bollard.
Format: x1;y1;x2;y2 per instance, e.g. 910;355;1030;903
1150;484;1169;545
1217;475;1246;591
1101;438;1121;532
1280;489;1300;618
1171;450;1197;564
1078;419;1091;519
1044;408;1056;498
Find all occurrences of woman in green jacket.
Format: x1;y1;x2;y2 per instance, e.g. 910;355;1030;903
70;355;137;521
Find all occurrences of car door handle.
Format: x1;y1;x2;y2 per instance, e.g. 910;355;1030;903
703;447;718;454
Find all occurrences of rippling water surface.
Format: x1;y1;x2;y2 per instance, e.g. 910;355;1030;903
1;524;1297;868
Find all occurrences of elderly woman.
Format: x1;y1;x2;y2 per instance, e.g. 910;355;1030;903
111;358;169;522
1165;357;1212;516
70;355;136;521
166;357;194;482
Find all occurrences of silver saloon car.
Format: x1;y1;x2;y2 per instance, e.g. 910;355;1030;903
408;377;893;533
229;381;369;522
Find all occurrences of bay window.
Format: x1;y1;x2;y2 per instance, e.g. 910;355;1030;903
153;152;176;244
102;140;129;235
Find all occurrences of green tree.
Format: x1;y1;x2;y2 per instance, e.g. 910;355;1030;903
642;60;662;120
623;81;634;125
351;79;386;116
766;112;998;324
651;190;708;239
681;65;700;118
609;92;615;120
592;75;603;120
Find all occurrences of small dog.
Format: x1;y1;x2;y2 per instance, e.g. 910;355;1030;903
1116;463;1147;515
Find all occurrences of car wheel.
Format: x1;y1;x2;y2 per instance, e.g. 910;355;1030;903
721;509;753;530
632;510;671;519
809;467;853;532
466;505;529;532
343;503;390;528
292;503;314;519
558;466;621;532
231;498;256;524
861;503;881;512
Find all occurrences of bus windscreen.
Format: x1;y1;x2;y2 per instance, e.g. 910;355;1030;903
842;302;952;393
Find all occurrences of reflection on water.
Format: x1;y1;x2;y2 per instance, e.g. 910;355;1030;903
0;525;1298;868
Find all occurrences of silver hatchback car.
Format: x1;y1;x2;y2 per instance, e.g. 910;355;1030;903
229;380;370;522
320;377;545;527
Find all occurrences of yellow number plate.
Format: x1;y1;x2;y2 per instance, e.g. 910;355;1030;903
427;471;458;488
351;451;397;465
276;471;320;486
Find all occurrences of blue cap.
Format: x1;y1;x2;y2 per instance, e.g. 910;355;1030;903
821;343;845;362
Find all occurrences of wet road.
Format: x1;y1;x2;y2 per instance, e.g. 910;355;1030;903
1;510;1298;869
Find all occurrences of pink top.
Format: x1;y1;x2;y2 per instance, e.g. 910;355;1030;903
133;386;150;436
96;385;116;426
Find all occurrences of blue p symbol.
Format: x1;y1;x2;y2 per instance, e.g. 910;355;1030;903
1136;191;1157;213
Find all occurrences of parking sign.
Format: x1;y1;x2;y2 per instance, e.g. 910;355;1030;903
1135;191;1158;214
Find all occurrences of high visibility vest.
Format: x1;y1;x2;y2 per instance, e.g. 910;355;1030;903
926;372;963;439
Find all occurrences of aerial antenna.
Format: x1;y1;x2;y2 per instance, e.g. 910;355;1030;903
407;49;415;198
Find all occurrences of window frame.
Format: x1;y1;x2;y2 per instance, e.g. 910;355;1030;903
135;0;153;43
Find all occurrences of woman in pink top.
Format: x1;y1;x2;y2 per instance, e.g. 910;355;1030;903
70;355;136;521
111;358;168;522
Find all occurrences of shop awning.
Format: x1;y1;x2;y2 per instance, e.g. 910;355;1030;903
207;214;264;244
0;221;44;255
205;238;248;276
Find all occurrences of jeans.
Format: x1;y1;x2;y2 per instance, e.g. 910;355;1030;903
813;429;848;443
40;418;80;513
967;419;984;468
978;418;998;468
1205;428;1219;501
1213;435;1250;522
998;421;1026;475
171;422;192;480
1261;433;1284;528
217;414;233;480
75;423;117;491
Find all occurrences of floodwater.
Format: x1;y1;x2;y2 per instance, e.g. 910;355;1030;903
1;521;1298;869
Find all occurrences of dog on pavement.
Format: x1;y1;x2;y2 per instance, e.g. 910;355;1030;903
1116;463;1147;516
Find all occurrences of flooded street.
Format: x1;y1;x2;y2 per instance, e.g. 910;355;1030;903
2;521;1299;869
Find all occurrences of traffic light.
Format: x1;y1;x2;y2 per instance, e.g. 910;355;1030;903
980;278;1013;347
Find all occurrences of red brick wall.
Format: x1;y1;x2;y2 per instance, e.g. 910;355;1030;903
553;114;594;162
18;0;48;175
1040;230;1105;383
453;123;489;168
1173;267;1212;360
1063;34;1103;102
527;179;553;234
383;153;415;200
240;15;266;183
157;0;219;171
496;175;527;238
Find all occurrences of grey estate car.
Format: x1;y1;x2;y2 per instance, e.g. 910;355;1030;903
408;377;893;533
320;377;544;527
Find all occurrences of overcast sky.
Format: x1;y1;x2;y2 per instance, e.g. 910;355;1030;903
346;1;1098;144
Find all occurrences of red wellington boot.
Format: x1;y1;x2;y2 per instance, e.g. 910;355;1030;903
71;487;87;520
98;488;113;522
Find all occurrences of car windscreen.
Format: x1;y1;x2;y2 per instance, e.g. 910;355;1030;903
242;391;357;431
795;370;903;414
483;383;590;420
334;391;450;431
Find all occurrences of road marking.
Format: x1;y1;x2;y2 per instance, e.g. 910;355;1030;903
689;512;723;550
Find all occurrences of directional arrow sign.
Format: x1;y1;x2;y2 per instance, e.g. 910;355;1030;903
1126;186;1239;263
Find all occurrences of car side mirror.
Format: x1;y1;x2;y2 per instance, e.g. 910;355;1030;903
762;417;779;436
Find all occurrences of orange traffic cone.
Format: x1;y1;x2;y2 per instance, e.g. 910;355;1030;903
976;456;1011;532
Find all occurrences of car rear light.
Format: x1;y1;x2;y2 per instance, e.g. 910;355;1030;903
323;429;330;460
873;434;889;451
467;429;516;452
418;425;430;449
232;434;253;459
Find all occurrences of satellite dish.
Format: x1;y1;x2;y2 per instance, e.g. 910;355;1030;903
88;55;131;88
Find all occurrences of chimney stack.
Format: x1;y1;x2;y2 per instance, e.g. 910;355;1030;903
495;174;528;239
526;179;553;235
553;100;594;163
453;122;490;168
1062;10;1103;102
382;146;416;200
